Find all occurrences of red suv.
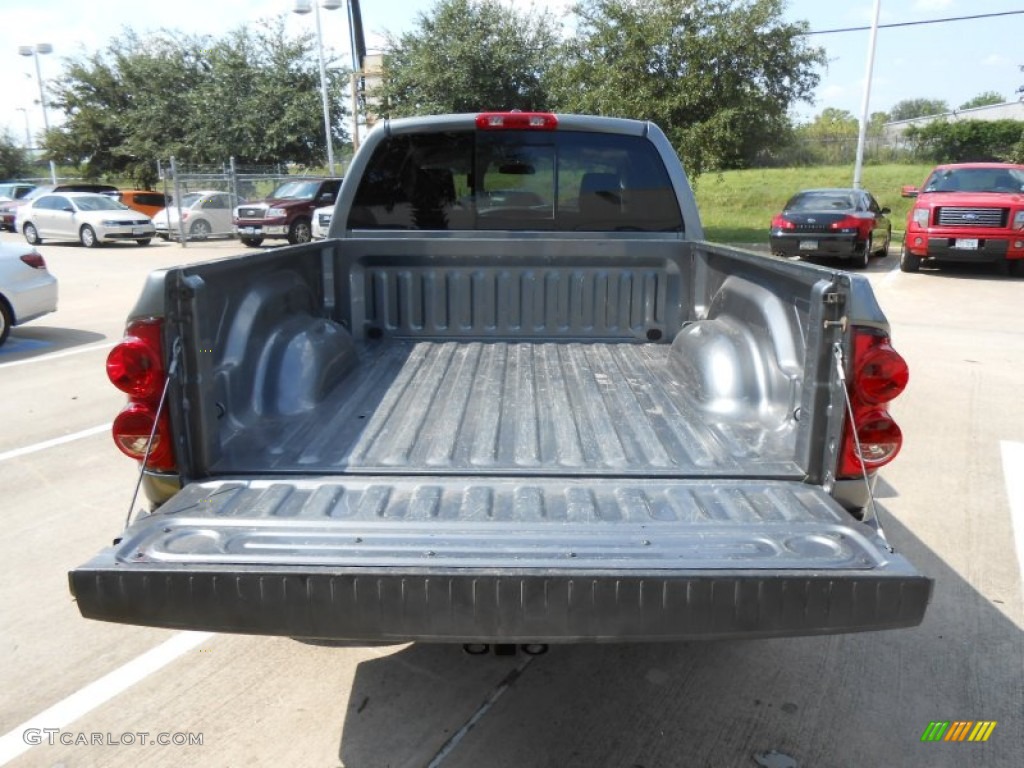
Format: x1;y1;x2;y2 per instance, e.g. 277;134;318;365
900;162;1024;275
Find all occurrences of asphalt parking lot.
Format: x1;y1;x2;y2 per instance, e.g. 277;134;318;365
0;232;1021;768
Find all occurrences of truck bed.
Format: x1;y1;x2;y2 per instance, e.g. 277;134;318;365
68;238;931;642
216;339;802;476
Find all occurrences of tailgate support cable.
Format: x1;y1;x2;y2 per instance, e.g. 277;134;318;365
124;337;181;530
833;342;892;552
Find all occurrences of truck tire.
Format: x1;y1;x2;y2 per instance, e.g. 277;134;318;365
287;218;312;245
241;236;264;248
899;237;920;273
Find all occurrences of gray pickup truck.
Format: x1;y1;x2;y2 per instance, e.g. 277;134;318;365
71;113;931;645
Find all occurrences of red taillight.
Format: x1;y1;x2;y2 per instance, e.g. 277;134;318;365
854;338;909;404
112;403;175;470
19;251;46;269
838;410;903;476
838;329;908;479
107;320;165;399
830;215;863;231
475;112;558;130
108;318;176;471
771;214;795;230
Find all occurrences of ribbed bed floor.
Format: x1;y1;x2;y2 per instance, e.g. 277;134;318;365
216;340;801;477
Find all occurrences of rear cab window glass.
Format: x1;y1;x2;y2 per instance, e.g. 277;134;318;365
348;129;683;233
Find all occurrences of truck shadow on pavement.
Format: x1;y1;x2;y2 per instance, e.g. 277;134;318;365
336;511;1021;768
0;327;106;362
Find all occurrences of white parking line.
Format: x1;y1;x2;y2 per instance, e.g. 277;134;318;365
0;341;116;369
0;424;111;463
0;631;214;765
881;264;902;286
1001;441;1024;608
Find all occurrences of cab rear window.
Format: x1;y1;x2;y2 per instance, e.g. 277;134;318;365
347;130;683;233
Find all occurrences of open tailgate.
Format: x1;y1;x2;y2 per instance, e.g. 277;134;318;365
70;477;931;642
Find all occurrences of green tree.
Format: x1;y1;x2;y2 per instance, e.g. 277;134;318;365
547;0;825;176
792;108;858;164
889;98;949;122
0;132;31;179
45;21;348;187
869;111;890;135
378;0;559;117
958;91;1004;110
905;119;1024;163
1008;132;1024;164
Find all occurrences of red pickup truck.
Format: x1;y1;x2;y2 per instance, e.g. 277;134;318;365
233;178;342;247
900;162;1024;275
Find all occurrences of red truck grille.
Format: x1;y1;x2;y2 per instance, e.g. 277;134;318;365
239;207;265;219
936;207;1007;227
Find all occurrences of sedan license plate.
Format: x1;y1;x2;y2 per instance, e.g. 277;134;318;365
799;240;818;250
132;227;146;236
954;238;979;250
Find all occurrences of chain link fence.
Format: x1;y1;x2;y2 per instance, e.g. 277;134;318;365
155;158;349;246
756;136;920;168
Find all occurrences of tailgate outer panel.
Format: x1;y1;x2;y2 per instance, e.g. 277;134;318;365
70;478;932;642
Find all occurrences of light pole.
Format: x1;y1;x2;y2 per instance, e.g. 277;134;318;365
15;107;32;150
18;42;58;184
292;0;343;176
852;0;881;189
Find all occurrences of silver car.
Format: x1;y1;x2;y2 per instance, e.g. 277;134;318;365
153;190;238;240
0;241;58;346
18;192;156;248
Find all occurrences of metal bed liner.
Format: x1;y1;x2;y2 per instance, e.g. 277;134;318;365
216;339;801;477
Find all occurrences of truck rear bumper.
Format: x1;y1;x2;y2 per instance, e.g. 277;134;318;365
70;478;932;642
70;564;931;643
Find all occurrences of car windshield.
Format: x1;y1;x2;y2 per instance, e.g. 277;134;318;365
74;196;131;212
922;167;1024;193
785;192;857;211
270;181;320;200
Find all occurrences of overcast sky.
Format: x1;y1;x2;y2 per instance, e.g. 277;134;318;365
2;0;1021;148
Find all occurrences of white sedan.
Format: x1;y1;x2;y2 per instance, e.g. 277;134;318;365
18;192;156;248
152;190;238;241
0;241;58;346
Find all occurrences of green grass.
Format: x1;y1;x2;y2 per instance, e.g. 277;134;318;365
694;164;935;243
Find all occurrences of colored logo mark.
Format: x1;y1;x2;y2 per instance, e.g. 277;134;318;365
921;721;997;742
